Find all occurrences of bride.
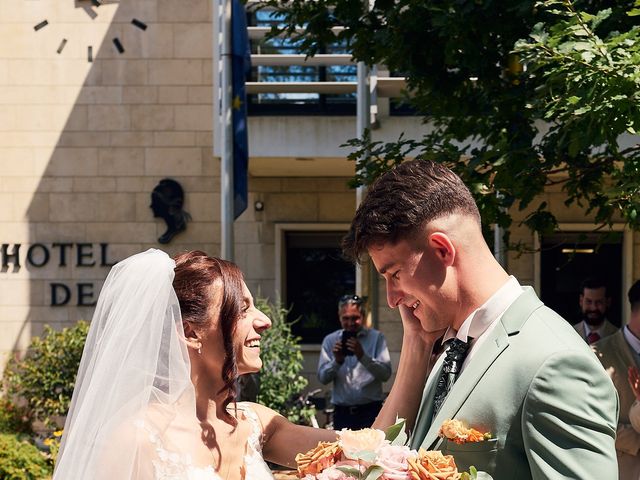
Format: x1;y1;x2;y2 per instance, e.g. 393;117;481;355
53;249;336;479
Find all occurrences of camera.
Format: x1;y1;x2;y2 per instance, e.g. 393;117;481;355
341;330;357;356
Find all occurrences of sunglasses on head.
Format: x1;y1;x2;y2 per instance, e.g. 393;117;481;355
339;294;366;305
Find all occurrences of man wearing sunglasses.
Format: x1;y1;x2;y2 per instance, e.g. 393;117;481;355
317;294;392;429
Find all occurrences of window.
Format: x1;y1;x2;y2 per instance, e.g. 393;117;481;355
248;10;357;115
283;230;355;343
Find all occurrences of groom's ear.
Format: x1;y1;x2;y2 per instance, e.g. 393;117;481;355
428;232;456;267
182;321;202;350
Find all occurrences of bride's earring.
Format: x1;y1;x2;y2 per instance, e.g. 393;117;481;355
198;346;202;354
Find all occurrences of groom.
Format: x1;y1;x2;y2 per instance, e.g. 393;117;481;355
342;160;618;478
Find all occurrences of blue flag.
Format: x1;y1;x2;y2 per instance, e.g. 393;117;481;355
231;0;251;219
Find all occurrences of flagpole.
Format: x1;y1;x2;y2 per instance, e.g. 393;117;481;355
220;0;235;261
355;60;369;298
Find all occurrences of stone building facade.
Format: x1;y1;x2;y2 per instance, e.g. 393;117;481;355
1;0;639;394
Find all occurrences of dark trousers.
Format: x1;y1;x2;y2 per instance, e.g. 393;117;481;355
333;401;383;430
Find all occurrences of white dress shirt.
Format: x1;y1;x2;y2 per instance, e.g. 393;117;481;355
440;276;524;371
624;325;640;356
584;322;610;340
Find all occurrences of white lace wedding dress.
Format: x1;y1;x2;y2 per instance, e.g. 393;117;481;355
138;403;274;480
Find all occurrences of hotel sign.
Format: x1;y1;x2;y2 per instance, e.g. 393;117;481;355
1;243;115;307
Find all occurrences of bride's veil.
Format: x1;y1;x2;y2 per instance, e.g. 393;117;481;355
54;248;197;479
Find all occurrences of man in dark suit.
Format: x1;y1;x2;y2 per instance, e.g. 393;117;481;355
574;276;618;344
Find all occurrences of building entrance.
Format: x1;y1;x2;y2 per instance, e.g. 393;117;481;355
540;232;623;328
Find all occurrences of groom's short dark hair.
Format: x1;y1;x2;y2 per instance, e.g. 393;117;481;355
343;159;480;263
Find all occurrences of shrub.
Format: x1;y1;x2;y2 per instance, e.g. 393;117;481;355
3;321;89;429
0;433;51;480
254;298;315;425
0;397;31;435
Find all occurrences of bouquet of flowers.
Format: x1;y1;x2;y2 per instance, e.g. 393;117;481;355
295;420;492;480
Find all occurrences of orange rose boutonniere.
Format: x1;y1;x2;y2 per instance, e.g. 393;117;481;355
439;419;492;445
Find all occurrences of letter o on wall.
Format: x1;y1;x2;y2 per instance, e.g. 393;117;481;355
27;243;50;267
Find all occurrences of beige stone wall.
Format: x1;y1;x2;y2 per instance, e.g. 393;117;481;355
0;0;369;383
0;0;220;368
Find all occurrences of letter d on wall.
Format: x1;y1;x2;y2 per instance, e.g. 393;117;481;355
51;283;71;306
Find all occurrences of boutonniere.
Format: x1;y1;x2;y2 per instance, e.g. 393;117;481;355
439;419;492;445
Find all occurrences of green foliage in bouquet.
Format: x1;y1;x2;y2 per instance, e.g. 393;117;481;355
3;321;89;429
0;433;51;480
254;298;315;425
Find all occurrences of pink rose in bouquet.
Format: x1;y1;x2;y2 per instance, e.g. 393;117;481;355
376;444;416;480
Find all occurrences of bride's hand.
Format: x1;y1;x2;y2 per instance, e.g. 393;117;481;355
398;304;446;346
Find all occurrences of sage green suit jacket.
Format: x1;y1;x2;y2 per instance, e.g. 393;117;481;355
408;287;618;479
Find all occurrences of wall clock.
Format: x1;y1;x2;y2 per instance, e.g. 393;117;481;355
32;0;147;62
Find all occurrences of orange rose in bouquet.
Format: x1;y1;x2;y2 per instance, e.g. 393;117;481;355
296;441;343;477
407;449;460;480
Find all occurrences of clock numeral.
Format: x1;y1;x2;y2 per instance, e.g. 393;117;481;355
33;15;147;61
57;39;68;54
132;19;148;31
113;38;125;54
34;20;49;32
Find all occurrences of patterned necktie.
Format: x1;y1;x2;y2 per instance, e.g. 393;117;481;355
433;338;471;417
587;331;600;344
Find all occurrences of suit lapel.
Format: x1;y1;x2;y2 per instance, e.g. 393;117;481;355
604;320;618;339
420;322;509;448
615;330;638;369
419;287;544;449
410;361;443;448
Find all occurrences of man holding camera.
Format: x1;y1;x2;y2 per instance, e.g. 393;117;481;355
317;294;392;429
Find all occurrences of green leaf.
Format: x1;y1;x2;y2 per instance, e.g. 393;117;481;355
580;50;595;62
348;450;377;463
590;8;612;29
385;418;406;442
573;106;591;115
363;465;385;480
336;466;362;477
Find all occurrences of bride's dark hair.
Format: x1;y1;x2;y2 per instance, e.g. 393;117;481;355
172;250;243;425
